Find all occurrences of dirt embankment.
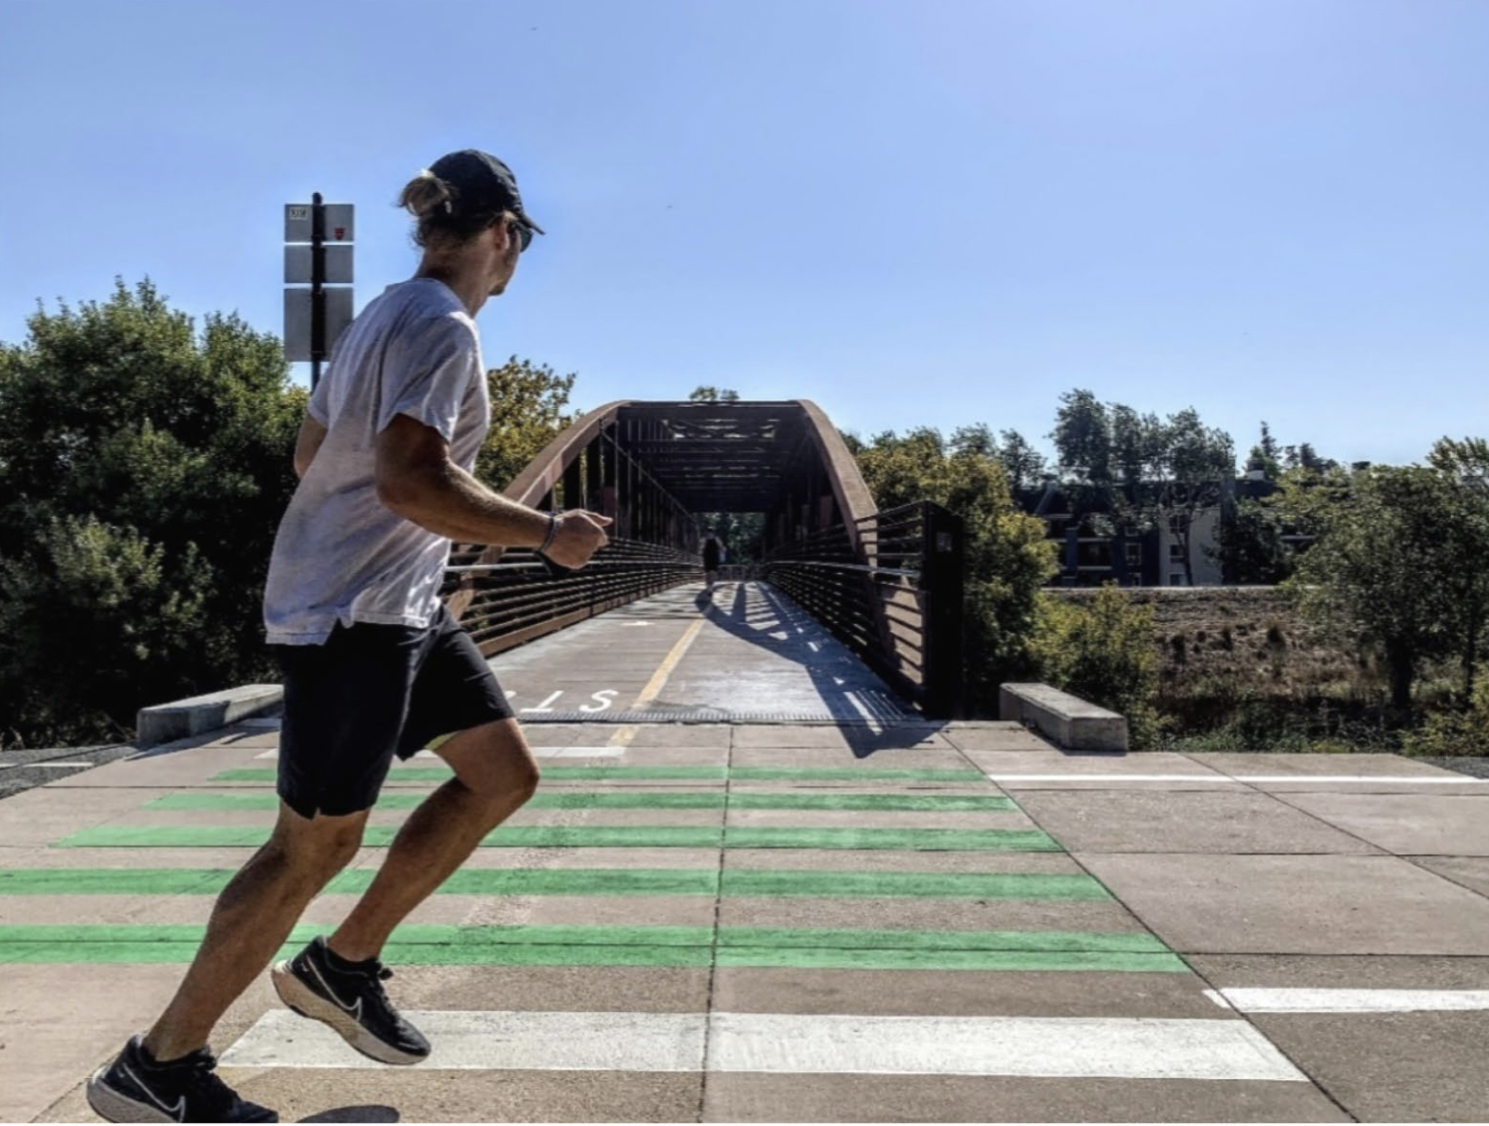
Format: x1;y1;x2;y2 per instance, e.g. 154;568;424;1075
1047;586;1375;721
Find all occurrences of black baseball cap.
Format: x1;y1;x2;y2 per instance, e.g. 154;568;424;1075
427;149;544;235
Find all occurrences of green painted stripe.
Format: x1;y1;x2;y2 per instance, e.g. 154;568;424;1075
725;829;1058;852
0;867;716;897
0;869;237;895
0;940;1179;972
717;927;1169;953
211;766;988;784
0;923;1158;952
0;923;1180;972
54;826;723;849
0;924;713;947
147;792;1019;813
730;768;988;783
721;870;1109;900
0;867;1104;900
717;948;1189;973
55;825;1059;852
211;767;730;783
377;943;714;968
732;793;1014;811
0;941;713;968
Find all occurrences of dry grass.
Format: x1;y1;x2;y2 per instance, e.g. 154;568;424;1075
1048;587;1398;750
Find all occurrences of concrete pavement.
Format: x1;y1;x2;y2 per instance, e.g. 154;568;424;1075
2;583;1488;1122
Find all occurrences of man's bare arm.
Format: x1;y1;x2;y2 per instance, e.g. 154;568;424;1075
375;413;610;566
294;414;328;479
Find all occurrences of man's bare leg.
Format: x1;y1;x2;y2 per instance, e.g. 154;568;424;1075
326;718;539;962
142;805;369;1061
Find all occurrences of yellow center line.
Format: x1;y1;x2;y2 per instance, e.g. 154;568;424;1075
608;617;707;748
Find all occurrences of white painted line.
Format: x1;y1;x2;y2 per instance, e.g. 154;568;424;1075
220;1010;1305;1082
532;746;626;759
706;1013;1306;1081
840;692;884;735
987;773;1483;785
3;761;93;769
1208;988;1489;1014
988;774;1231;783
1230;776;1485;785
221;1010;705;1071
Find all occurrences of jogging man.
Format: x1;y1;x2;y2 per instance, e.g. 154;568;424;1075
87;150;609;1123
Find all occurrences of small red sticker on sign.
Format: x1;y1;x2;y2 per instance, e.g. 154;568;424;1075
334;227;346;240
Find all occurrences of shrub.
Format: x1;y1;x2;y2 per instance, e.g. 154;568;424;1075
1402;680;1489;757
1032;583;1160;747
0;517;216;747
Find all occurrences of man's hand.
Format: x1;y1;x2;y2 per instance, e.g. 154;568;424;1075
545;511;613;569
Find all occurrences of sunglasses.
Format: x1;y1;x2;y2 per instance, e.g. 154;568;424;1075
506;219;534;253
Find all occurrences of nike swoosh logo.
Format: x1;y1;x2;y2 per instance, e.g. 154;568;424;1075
121;1061;186;1122
307;957;363;1022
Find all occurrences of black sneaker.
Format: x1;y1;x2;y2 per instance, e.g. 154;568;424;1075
271;935;430;1065
85;1034;277;1123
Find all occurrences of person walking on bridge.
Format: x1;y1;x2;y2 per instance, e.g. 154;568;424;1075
87;150;610;1124
702;532;724;589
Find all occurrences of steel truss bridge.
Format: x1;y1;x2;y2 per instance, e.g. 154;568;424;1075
442;400;964;718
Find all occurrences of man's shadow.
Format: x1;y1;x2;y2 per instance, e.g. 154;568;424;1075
692;581;948;758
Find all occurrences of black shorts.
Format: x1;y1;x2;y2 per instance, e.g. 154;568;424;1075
272;605;515;818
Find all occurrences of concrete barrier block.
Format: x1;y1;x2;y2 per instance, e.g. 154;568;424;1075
999;682;1128;753
137;684;282;747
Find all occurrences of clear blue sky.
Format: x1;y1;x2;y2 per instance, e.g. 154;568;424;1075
3;0;1485;469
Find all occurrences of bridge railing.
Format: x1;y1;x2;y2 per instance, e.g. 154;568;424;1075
760;500;965;718
443;539;700;657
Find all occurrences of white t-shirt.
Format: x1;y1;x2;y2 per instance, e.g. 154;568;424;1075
263;278;490;645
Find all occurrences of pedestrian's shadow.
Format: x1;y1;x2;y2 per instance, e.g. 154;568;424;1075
301;1107;399;1122
692;581;949;758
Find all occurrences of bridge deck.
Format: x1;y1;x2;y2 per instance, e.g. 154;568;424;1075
485;581;915;725
2;585;1488;1121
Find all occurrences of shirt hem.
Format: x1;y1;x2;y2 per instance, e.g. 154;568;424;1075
265;607;438;646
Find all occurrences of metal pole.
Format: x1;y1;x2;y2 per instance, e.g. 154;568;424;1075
310;192;325;390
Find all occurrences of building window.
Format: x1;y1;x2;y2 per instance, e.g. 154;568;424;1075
1125;543;1141;568
1169;573;1185;586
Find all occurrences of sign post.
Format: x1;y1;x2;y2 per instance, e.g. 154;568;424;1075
284;196;355;389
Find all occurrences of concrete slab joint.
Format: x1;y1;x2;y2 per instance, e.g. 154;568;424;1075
136;685;283;748
999;683;1128;753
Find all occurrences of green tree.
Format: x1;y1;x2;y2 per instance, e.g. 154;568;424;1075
0;279;303;746
857;428;1059;709
698;511;766;564
1050;390;1113;519
688;385;740;402
1212;496;1292;585
1279;457;1489;713
1284;442;1338;473
1246;420;1283;482
1426;437;1489;698
996;428;1049;494
475;357;577;491
1154;408;1237;586
1050;391;1235;583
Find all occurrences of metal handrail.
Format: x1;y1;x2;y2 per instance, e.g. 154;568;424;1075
761;500;963;717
